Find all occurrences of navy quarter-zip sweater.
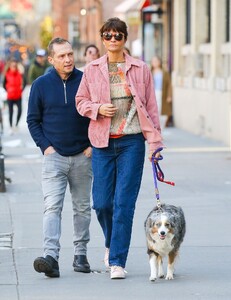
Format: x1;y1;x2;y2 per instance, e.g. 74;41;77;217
27;67;90;156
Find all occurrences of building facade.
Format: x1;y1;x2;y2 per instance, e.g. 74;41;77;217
172;0;231;147
50;0;132;64
115;0;231;147
51;0;103;63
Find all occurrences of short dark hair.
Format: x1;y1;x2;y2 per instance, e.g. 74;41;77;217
99;17;128;40
124;47;131;55
84;44;100;57
47;37;71;57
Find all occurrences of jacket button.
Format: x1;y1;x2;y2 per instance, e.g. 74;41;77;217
147;116;149;118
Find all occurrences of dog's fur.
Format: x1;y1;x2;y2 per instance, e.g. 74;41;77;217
144;204;186;281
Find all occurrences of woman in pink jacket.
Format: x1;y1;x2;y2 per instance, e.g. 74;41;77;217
76;17;163;279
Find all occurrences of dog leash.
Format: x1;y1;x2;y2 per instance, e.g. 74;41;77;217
151;147;175;209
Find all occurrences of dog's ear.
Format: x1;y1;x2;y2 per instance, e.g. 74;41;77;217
168;215;176;228
145;217;154;229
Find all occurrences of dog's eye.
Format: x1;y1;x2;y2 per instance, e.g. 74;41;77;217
165;223;171;228
155;222;161;228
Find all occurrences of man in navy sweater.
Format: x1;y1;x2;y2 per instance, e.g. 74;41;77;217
27;37;92;278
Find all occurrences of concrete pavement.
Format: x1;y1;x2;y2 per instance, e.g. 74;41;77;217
0;95;231;299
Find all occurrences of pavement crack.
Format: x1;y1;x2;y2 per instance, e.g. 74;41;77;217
12;248;20;300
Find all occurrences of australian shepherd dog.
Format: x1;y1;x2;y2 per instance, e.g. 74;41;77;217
144;204;186;281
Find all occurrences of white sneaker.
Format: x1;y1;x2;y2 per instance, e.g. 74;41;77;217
110;266;125;279
104;248;110;268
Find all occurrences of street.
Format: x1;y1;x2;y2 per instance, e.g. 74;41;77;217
0;93;231;300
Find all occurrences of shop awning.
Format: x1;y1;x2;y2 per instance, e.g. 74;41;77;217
139;0;152;10
114;0;143;13
114;0;162;14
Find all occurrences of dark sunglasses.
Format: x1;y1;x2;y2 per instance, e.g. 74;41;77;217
102;32;124;41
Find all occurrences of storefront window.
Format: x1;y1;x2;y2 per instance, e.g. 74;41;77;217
141;6;164;64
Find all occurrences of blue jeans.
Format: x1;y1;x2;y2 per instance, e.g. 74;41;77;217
42;151;92;261
92;133;145;268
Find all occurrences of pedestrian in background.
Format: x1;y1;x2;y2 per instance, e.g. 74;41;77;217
0;58;5;83
76;17;163;280
3;58;26;135
79;44;100;71
27;49;47;84
151;56;173;129
27;37;92;278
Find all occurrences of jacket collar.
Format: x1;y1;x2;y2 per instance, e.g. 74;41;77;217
50;66;78;81
91;53;143;72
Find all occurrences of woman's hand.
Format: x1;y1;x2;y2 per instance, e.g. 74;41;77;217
166;96;172;103
98;104;117;117
148;150;161;162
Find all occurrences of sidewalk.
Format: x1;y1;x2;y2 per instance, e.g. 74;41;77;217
0;98;231;299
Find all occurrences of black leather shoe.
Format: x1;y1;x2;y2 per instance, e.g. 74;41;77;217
73;255;91;273
34;255;60;278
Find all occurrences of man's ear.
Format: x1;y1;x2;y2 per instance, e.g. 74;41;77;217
48;56;53;65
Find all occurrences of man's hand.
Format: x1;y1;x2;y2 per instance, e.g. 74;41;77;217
44;146;56;156
83;146;92;158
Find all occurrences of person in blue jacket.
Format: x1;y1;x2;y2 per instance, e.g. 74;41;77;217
27;37;92;278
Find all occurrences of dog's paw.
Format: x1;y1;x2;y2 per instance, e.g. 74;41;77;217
149;276;157;281
165;274;174;280
158;270;164;278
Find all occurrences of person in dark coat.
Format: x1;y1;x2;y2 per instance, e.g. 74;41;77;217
27;49;47;84
27;38;92;278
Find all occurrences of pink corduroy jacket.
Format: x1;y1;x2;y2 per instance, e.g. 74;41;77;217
76;53;164;152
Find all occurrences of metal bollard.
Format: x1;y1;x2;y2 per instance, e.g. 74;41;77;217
0;153;6;192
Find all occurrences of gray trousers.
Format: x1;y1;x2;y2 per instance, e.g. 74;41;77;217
41;151;92;261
